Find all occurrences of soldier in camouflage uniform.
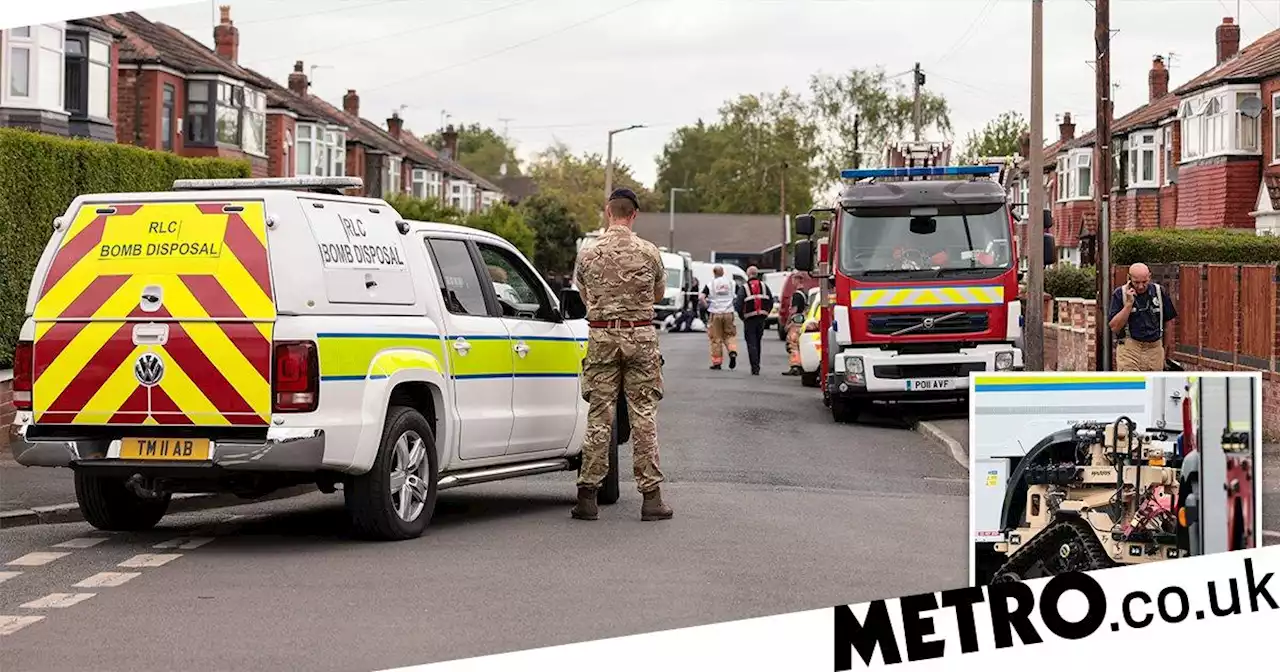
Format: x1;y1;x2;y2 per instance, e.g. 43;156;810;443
571;188;673;522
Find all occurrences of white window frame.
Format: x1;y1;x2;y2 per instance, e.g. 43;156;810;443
411;168;428;199
241;87;267;158
428;170;442;200
1127;131;1159;189
1162;124;1175;185
1272;92;1280;165
1;23;67;114
1058;149;1091;201
294;123;347;177
1055;156;1070;203
384;156;403;196
1179;84;1264;163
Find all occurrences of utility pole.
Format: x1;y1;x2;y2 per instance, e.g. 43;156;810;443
1026;0;1045;371
497;117;513;177
912;62;923;141
1094;0;1113;372
602;124;644;227
780;161;789;250
853;115;861;169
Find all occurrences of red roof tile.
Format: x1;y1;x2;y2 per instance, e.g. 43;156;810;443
1175;27;1280;95
1112;93;1179;135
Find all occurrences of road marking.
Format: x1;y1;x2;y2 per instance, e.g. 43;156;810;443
0;571;22;584
1263;530;1280;540
118;553;182;568
0;616;44;636
53;537;109;549
6;552;71;567
923;476;968;484
153;536;214;550
21;593;95;609
73;572;141;588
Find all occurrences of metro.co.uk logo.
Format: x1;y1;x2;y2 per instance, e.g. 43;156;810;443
834;557;1276;669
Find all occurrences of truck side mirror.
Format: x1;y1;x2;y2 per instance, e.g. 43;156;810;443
793;240;815;273
1043;233;1055;267
560;287;588;321
795;214;816;237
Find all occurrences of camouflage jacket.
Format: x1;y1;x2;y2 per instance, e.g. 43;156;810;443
574;225;666;322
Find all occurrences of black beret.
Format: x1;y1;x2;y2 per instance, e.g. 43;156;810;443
608;188;639;209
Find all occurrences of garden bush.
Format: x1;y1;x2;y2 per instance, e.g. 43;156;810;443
1044;263;1096;299
0;129;249;367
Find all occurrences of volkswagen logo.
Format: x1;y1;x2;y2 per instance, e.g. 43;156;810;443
134;352;165;387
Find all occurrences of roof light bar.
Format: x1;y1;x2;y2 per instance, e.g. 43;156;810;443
839;165;1000;179
172;176;364;191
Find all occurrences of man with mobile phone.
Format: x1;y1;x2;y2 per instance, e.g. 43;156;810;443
1107;262;1178;371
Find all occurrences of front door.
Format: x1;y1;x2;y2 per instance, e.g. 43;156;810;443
423;237;514;460
474;241;581;456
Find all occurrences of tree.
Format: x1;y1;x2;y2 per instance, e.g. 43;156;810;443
525;141;658;233
808;67;952;188
519;192;582;276
957;111;1028;164
384;193;536;259
424;122;521;183
654;90;821;216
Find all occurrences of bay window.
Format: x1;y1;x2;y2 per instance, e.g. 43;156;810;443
185;78;268;156
1056;156;1070;202
3;23;66;113
411;168;442;200
1163;125;1174;185
1272;93;1280;163
63;31;109;120
1113;140;1127;191
1127;131;1157;189
1073;150;1092;199
384;156;403;196
1179;85;1264;161
294;123;346;177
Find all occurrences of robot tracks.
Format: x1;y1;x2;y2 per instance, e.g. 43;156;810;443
990;517;1115;584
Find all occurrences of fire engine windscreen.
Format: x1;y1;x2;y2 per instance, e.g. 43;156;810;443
838;202;1013;277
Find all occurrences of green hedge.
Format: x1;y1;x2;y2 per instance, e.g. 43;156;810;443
1044;263;1097;299
0;129;249;368
1111;228;1280;265
384;193;536;259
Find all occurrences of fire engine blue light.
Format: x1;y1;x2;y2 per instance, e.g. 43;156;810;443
840;165;1001;179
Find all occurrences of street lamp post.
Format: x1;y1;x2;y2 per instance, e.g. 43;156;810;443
602;124;646;226
669;187;692;249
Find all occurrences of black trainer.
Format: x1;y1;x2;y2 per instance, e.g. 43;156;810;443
728;352;737;370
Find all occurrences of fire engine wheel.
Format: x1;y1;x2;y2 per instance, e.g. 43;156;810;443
830;396;861;424
777;323;786;340
800;371;819;388
74;472;171;532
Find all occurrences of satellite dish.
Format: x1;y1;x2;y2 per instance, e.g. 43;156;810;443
1239;95;1263;119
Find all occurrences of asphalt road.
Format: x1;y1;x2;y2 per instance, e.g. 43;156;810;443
0;327;969;671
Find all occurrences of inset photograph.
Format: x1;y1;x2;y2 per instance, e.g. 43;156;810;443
970;372;1261;586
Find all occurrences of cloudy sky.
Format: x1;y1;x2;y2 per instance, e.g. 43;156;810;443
140;0;1280;187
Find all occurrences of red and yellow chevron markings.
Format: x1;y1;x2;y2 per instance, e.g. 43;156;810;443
31;201;276;427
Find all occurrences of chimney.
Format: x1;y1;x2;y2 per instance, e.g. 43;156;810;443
287;61;308;96
442;123;459;161
387;112;403;140
343;89;359;118
1216;17;1240;64
1058;112;1075;143
213;5;239;63
1148;56;1170;101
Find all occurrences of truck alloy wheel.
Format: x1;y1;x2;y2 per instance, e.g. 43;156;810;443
345;406;440;541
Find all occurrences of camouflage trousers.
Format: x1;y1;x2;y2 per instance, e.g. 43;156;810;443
577;326;665;493
785;318;803;367
707;312;738;365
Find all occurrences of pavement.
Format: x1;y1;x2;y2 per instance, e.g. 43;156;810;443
0;327;969;671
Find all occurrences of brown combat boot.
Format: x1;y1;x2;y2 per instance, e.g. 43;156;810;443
641;487;673;521
571;487;598;520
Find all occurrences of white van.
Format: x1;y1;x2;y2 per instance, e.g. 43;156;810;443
9;177;630;540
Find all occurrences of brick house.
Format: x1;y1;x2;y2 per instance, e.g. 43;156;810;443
1011;18;1280;263
397;123;506;213
102;10;270;176
0;18;123;141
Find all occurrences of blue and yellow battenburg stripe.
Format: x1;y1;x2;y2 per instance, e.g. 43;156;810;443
315;332;588;381
972;374;1146;393
849;284;1005;309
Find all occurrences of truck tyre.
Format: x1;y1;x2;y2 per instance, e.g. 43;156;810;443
777;322;786;340
75;472;171;531
830;396;860;424
597;422;621;506
801;371;818;388
345;406;439;541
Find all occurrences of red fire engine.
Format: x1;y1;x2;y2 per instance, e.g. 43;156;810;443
793;163;1055;423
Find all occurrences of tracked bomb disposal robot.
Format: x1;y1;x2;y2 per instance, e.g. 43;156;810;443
989;417;1185;584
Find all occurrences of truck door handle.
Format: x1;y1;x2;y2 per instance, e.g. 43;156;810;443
452;338;471;354
514;341;529;357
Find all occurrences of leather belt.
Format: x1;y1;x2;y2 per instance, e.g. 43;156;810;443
588;319;653;329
